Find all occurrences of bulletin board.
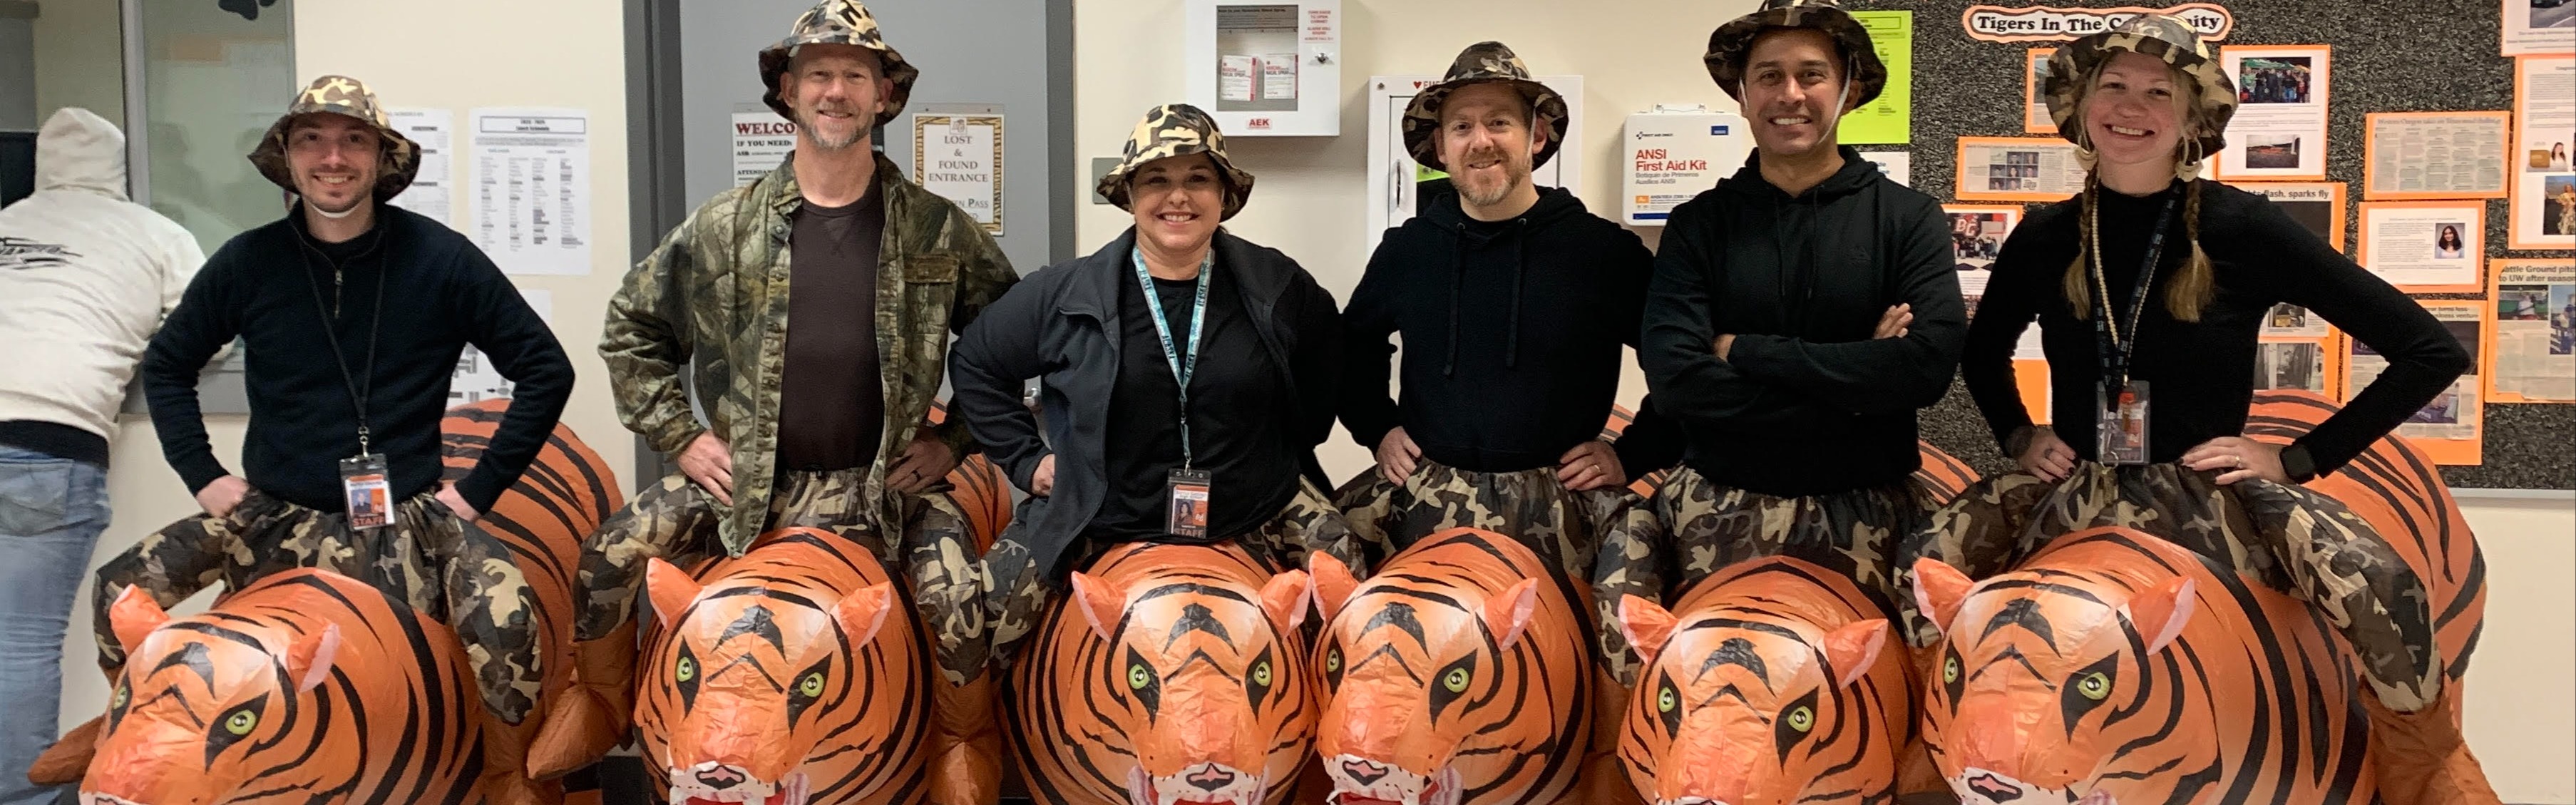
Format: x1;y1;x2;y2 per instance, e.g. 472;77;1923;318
1894;0;2576;489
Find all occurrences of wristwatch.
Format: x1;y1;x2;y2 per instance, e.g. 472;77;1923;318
2279;443;2318;483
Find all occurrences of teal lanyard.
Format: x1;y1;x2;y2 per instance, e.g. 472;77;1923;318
1132;247;1213;468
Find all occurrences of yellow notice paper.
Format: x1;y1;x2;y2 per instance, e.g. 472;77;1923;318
1841;11;1915;145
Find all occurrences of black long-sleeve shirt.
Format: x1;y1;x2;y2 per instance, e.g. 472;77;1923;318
1963;180;2468;476
1089;267;1299;543
1639;149;1966;496
1341;187;1685;476
143;203;573;513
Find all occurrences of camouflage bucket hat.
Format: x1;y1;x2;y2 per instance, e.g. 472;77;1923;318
1703;0;1887;108
758;0;923;126
1400;41;1570;171
1097;104;1256;221
2044;14;2237;157
247;75;421;201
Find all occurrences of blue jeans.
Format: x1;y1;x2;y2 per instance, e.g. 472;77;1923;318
0;447;108;805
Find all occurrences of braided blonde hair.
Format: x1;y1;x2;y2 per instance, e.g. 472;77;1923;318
2061;61;2216;323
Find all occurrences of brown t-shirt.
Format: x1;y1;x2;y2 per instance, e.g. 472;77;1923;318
776;180;886;471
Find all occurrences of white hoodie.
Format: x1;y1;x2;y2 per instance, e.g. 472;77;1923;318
0;108;205;441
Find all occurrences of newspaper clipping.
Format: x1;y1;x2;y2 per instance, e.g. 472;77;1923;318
2503;0;2576;57
2365;112;2510;200
2254;339;2330;393
2359;201;2483;292
1956;138;2089;201
2348;299;2484;464
2493;261;2576;403
2511;55;2575;250
2234;180;2346;251
2217;46;2331;180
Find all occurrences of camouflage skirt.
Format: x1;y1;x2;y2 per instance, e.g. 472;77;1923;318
984;478;1358;664
1655;466;1946;621
1333;460;1666;684
1897;462;2441;711
573;468;990;683
94;488;541;724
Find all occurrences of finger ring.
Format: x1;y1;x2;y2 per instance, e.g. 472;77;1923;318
2233;456;2245;468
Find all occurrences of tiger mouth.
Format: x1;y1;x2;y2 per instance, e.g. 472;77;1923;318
1126;762;1264;805
667;763;810;805
82;796;147;805
1321;755;1460;805
1955;767;2111;805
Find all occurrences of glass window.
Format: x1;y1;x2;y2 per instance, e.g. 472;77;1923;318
134;0;295;255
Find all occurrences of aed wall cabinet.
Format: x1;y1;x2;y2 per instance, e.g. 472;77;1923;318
1184;0;1342;136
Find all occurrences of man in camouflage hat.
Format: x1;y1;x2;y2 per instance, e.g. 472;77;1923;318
1335;41;1678;688
106;73;573;799
571;0;1016;798
1638;0;1966;655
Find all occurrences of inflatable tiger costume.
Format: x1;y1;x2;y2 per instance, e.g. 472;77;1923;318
76;569;491;804
1308;528;1593;805
636;527;932;805
1007;543;1318;805
1914;527;2394;804
1613;556;1913;805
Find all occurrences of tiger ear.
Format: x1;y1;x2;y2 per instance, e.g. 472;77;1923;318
108;585;171;660
1069;572;1127;641
1615;595;1678;667
832;582;896;647
1307;552;1358;624
1820;618;1889;689
282;623;341;694
1258;570;1313;634
1911;558;1976;636
2123;577;2195;655
1484;579;1541;652
645;558;704;631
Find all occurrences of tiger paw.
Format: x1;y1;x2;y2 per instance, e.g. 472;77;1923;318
26;715;103;786
527;691;620;779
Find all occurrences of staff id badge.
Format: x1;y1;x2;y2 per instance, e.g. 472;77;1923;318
2095;381;2151;466
339;453;394;530
1166;469;1212;540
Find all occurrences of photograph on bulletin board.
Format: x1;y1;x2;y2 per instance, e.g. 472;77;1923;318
2254;335;2341;396
2023;48;2056;134
2503;0;2576;56
1945;204;2021;319
2488;260;2576;404
2510;54;2576;250
2345;299;2487;465
2227;180;2346;252
2213;45;2331;181
2364;111;2512;200
2358;200;2486;293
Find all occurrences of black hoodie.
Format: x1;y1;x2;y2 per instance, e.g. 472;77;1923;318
1640;147;1965;496
1343;186;1684;476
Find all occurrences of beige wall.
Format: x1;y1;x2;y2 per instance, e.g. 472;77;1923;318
29;0;123;130
60;0;638;744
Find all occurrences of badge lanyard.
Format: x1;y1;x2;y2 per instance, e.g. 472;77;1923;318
1134;246;1216;540
2089;195;2180;408
1132;246;1213;468
301;247;391;528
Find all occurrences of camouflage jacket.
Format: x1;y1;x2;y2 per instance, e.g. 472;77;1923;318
602;153;1017;554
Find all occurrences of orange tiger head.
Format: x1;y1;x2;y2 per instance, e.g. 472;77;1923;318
637;529;925;805
1307;528;1589;805
1613;558;1904;805
1060;552;1315;804
1911;536;2206;805
81;588;340;805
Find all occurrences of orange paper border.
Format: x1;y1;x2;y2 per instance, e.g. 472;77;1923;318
2014;359;2052;426
2224;180;2348;253
2485;260;2573;404
2363;111;2513;201
2339;299;2489;466
1955;136;2082;202
2356;200;2486;294
2024;48;2057;134
2508;55;2576;250
2207;45;2332;182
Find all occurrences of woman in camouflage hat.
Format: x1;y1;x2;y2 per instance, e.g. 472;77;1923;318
1907;16;2495;804
951;103;1360;660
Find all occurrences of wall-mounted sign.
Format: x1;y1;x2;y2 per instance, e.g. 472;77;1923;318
1960;3;2234;43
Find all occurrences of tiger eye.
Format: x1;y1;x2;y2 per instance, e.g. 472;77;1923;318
2078;671;2110;700
1129;664;1152;689
1942;656;1959;684
677;656;697;682
1442;667;1471;693
1325;649;1341;673
225;710;258;736
1252;661;1272;687
1786;705;1815;732
799;672;826;697
1656;687;1677;713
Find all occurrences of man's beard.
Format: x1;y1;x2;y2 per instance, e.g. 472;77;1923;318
798;106;866;151
1454;152;1529;208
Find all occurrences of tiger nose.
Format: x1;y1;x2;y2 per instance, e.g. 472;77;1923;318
1186;764;1238;791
